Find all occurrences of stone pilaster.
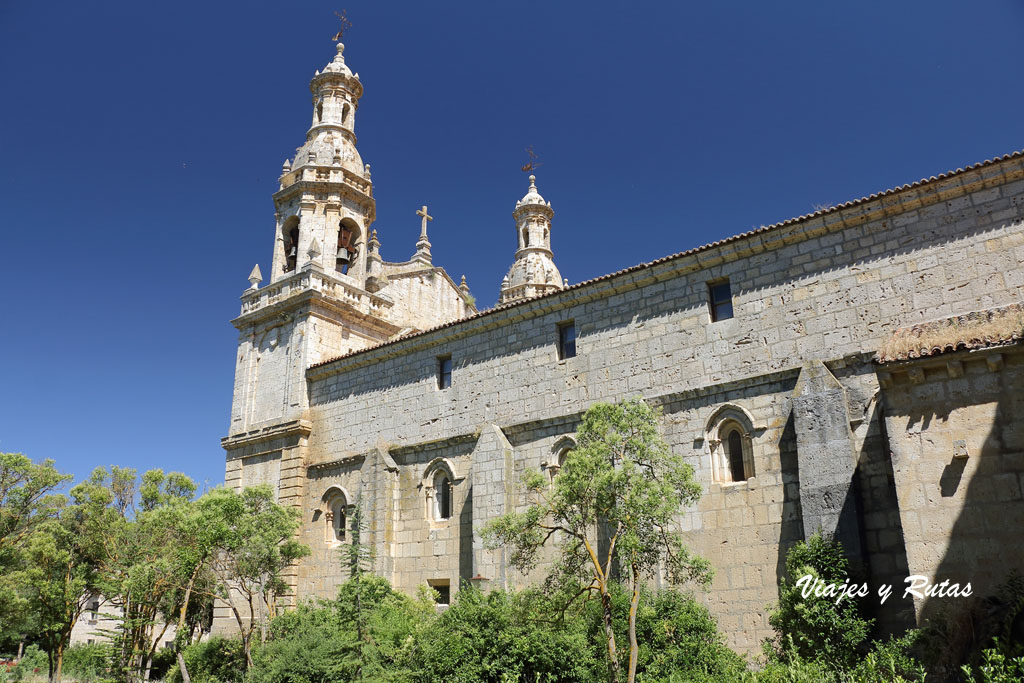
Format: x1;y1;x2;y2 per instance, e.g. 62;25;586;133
791;360;864;564
470;424;515;589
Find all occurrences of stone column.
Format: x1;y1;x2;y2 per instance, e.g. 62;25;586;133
791;360;864;564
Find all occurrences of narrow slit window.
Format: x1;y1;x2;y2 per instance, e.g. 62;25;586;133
708;280;733;321
437;355;452;390
557;321;576;360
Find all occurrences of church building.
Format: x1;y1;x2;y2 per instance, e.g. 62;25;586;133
220;40;1024;651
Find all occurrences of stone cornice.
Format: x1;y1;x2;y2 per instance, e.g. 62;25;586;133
274;174;374;212
222;419;313;452
306;453;365;471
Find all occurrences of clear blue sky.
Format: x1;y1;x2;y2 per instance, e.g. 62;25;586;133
1;1;1022;489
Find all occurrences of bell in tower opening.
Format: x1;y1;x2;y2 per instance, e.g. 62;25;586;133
282;216;300;273
336;220;359;275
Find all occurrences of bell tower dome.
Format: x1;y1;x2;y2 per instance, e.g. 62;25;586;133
499;175;565;304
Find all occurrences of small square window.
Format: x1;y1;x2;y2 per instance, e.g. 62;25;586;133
557;321;576;360
708;280;733;322
428;580;451;605
437;355;452;390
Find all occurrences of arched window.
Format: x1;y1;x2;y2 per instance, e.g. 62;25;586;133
434;472;452;520
322;487;349;544
342;103;351;127
705;405;757;484
282;216;300;273
422;458;460;523
316;99;324;124
523;227;530;247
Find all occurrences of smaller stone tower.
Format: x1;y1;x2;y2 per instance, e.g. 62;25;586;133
499;175;565;304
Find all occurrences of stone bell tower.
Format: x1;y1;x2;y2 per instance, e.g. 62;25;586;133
224;40;393;449
223;38;474;495
499;175;565;304
272;41;374;282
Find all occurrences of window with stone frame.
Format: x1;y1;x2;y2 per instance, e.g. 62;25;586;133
713;419;754;483
428;579;451;605
557;321;577;360
705;405;757;484
323;489;349;543
437;355;452;390
708;279;734;322
547;437;576;483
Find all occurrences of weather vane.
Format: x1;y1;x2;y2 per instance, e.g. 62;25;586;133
331;10;352;42
521;145;543;173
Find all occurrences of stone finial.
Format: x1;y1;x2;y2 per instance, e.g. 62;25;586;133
248;264;263;290
460;275;470;295
368;229;380;254
364;163;371;179
282;159;291;171
308;237;321;258
564;278;569;287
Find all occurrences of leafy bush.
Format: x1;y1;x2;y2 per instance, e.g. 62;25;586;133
850;632;926;683
766;534;873;670
412;585;595;682
962;640;1024;683
8;645;46;683
168;636;245;683
248;574;431;683
61;643;110;683
579;582;744;682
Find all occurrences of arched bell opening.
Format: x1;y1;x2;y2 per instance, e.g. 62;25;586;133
336;218;362;276
282;215;300;273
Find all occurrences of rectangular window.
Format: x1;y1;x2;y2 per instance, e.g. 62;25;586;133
437;355;452;390
557;321;577;360
708;280;734;322
428;580;451;605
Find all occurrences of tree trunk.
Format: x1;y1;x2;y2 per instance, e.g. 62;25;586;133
242;635;253;670
600;584;620;683
627;565;640;683
177;651;192;683
16;639;24;663
176;565;201;683
53;644;64;683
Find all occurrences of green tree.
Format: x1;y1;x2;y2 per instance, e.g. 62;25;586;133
0;453;70;559
96;468;202;683
198;486;309;669
483;397;710;683
767;533;873;671
19;469;116;683
0;453;71;657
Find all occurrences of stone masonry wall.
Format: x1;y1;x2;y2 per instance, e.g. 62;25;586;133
287;157;1024;650
879;346;1024;622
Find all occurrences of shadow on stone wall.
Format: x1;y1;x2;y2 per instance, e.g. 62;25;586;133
774;413;804;586
881;353;1024;634
858;401;916;635
459;487;474;584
